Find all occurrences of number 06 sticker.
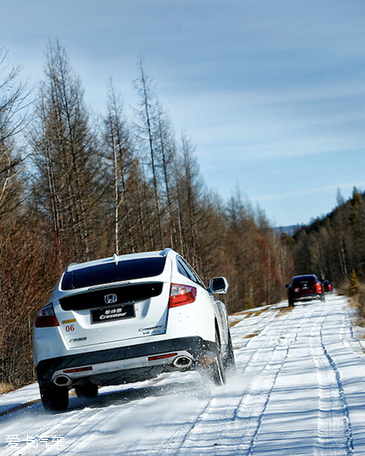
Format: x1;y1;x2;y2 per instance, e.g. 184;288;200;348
62;318;77;332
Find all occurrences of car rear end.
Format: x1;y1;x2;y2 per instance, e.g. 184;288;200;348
33;250;219;410
288;275;324;305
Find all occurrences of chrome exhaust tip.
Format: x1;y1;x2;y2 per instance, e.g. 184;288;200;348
53;374;72;387
172;355;193;369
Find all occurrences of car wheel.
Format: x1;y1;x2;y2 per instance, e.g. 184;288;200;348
223;332;236;376
75;383;99;398
207;351;226;386
288;297;294;307
39;381;69;412
208;331;227;386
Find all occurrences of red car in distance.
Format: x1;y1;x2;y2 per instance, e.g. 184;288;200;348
322;279;333;294
285;274;325;307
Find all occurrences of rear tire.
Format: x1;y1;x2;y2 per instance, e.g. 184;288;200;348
209;351;226;386
75;383;99;398
208;331;227;386
39;381;69;412
288;297;294;307
223;332;236;376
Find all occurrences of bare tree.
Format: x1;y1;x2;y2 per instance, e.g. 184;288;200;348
30;40;103;262
155;102;179;248
104;80;135;254
176;133;204;267
0;48;30;217
133;60;164;247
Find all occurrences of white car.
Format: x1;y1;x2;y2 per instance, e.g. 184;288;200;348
33;248;235;411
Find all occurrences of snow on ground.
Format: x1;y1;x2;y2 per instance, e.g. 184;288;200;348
0;294;364;455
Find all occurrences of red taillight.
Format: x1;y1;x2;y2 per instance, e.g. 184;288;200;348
168;284;197;308
35;303;59;327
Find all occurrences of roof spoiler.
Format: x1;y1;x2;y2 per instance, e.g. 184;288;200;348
160;248;173;257
65;263;78;273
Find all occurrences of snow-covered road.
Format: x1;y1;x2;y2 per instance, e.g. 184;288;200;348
1;294;365;455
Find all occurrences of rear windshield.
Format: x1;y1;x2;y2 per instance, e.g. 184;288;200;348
62;257;166;290
292;276;315;286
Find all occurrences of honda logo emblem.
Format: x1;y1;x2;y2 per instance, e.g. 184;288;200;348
104;294;118;304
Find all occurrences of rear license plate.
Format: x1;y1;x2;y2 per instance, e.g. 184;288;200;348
91;304;135;324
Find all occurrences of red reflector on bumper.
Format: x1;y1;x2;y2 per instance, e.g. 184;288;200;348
63;366;92;374
148;353;178;362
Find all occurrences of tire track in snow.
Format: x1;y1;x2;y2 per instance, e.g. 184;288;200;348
3;298;360;456
0;375;183;456
310;307;354;456
235;304;316;456
0;308;287;455
53;379;203;455
322;294;364;361
169;304;315;455
230;306;284;352
57;400;141;455
125;394;215;456
325;294;364;361
0;394;136;456
139;320;282;456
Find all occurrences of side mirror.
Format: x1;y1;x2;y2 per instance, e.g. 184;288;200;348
209;277;229;294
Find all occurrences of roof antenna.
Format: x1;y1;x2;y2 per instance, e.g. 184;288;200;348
113;253;119;265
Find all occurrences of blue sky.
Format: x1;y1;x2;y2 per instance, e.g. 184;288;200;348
1;0;364;227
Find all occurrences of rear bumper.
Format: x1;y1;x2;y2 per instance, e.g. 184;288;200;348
292;293;322;302
36;336;217;385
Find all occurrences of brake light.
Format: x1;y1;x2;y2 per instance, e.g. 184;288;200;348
35;303;59;327
168;284;197;308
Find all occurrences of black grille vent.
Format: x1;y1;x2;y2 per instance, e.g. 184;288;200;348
59;283;164;311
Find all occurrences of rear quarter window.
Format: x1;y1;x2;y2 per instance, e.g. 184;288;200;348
177;257;205;288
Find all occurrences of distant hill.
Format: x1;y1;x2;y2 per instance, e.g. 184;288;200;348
273;225;301;237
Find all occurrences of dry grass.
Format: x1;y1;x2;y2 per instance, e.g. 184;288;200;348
0;382;15;394
241;332;260;339
339;279;365;327
353;283;365;327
